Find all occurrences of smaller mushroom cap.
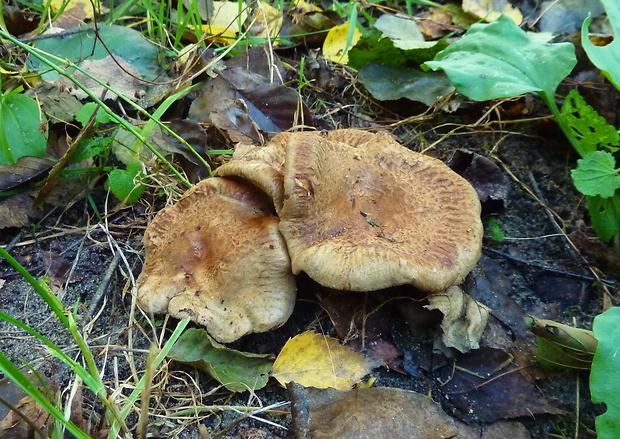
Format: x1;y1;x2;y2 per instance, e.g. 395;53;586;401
278;131;483;292
214;133;290;214
136;177;296;343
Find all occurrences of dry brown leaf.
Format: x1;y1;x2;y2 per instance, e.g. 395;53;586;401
289;384;457;439
426;286;489;353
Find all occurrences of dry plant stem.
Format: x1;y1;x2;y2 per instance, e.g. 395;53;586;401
575;372;580;439
0;394;50;439
33;96;103;208
137;344;157;439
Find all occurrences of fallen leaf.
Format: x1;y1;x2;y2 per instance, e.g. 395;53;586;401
438;346;565;422
374;14;436;50
447;149;509;215
526;316;597;369
0;156;54;191
250;1;284;41
426;286;489;353
539;0;604;34
358;63;454;106
289;384;458;439
416;7;458;39
168;328;273;392
0;394;51;439
54;57;146;101
271;331;380;390
462;0;522;25
323;23;361;64
320;291;402;370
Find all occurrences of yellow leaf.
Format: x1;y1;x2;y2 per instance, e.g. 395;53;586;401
50;0;98;20
183;24;236;45
291;0;322;13
323;23;362;65
271;331;379;390
462;0;522;25
251;1;284;40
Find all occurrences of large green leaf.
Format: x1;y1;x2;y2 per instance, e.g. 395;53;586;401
423;15;576;101
591;307;620;438
358;64;454;106
582;0;620;90
167;328;273;392
28;24;161;81
0;92;47;165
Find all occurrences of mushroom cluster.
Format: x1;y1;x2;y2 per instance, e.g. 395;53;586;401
136;130;483;343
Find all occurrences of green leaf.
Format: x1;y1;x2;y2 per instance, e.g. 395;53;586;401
587;195;620;242
423;15;576;101
28;24;161;82
526;316;597;370
571;151;620;198
69;137;111;164
591;307;620;438
561;90;619;154
0;93;47;165
348;29;448;71
167;328;273;392
105;162;146;203
76;102;113;126
358;63;454;105
582;0;620;91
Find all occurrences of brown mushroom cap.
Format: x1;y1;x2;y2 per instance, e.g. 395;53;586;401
136;177;296;343
214;133;290;214
213;130;375;214
278;131;483;292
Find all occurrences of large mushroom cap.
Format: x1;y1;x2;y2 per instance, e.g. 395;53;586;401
136;177;296;343
278;131;483;292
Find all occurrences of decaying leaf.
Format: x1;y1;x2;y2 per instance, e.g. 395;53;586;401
168;328;273;392
0;394;51;439
289;384;457;439
437;346;564;422
526;316;597;369
447;149;509;215
320;291;402;369
0;157;54;192
189;48;312;142
53;57;146;101
271;331;380;390
426;286;489;353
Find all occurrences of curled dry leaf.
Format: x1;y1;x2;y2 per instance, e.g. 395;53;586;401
425;285;490;353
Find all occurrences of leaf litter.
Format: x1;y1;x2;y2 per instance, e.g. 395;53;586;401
0;0;618;437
